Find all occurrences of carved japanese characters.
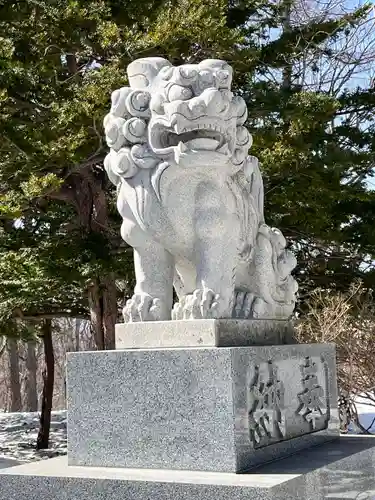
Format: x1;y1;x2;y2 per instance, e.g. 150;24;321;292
296;356;329;431
104;57;298;322
248;361;285;447
246;356;331;448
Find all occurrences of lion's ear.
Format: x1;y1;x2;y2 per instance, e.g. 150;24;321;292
127;57;172;89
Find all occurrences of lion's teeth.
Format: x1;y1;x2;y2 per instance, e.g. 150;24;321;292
217;143;229;154
178;141;188;152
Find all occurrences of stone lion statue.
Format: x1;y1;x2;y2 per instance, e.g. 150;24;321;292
103;57;297;322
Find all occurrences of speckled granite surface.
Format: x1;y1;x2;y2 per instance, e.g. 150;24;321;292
66;343;339;472
115;319;295;348
1;436;375;499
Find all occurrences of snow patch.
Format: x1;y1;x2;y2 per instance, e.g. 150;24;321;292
348;395;375;433
0;410;66;463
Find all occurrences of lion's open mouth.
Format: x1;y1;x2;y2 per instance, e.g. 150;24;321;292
160;129;226;152
150;120;232;156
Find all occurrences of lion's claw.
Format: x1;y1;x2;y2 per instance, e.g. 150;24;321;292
123;294;168;322
172;288;220;320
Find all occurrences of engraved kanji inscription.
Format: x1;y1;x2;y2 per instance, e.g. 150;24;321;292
248;360;286;447
296;356;328;430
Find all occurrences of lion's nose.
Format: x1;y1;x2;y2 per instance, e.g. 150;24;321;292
188;98;207;117
202;88;226;115
186;89;229;118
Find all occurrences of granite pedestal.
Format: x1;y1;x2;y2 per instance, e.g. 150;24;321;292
115;319;295;348
3;318;373;500
67;320;339;472
1;436;375;499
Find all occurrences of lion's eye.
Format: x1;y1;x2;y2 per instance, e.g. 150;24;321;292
167;84;193;102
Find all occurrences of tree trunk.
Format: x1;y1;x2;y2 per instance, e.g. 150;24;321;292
66;53;77;74
90;175;117;351
26;341;38;412
88;275;117;350
88;279;105;350
7;338;22;412
51;169;118;351
37;319;55;450
75;319;81;352
102;273;117;350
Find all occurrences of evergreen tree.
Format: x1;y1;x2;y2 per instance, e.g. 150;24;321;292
1;0;374;342
232;0;375;296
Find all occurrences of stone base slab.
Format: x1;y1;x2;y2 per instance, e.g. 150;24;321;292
67;343;339;472
1;437;375;499
115;319;295;349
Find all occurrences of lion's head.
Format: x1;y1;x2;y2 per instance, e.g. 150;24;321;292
103;57;252;184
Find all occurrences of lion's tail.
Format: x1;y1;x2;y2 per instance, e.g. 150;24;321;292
243;155;264;224
230;155;265;260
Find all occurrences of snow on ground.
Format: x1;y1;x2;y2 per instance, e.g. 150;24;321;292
0;410;67;463
350;396;375;433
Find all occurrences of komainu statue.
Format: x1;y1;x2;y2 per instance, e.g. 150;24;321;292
104;57;298;322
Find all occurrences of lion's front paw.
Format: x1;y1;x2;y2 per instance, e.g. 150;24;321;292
232;290;255;318
172;288;220;320
123;293;169;322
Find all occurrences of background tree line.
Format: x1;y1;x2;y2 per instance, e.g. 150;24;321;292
0;319;92;414
0;0;374;445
